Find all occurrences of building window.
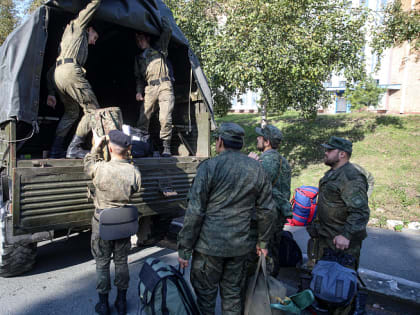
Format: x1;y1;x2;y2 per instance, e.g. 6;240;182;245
323;81;332;88
339;81;346;88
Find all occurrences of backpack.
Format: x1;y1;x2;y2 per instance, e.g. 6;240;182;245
122;125;153;157
310;249;358;307
289;186;318;226
277;231;303;267
138;258;200;315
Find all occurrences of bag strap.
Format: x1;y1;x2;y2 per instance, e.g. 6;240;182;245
244;255;270;315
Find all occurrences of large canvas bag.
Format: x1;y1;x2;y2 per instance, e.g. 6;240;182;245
244;255;287;315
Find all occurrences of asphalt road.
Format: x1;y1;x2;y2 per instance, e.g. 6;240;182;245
1;227;419;315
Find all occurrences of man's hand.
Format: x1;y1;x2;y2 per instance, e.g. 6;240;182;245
248;152;260;161
333;235;350;250
256;244;268;257
92;134;107;154
47;95;57;109
178;257;189;269
136;93;144;102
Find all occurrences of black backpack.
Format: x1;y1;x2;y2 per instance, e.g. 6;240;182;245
138;258;201;315
269;230;303;276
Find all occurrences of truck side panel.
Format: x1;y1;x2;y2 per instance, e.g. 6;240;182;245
12;157;203;235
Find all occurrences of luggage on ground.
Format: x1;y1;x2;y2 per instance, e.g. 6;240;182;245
310;249;357;307
244;254;287;315
138;257;200;315
288;186;318;226
275;231;303;268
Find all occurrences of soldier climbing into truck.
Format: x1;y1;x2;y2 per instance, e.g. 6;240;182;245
46;0;102;159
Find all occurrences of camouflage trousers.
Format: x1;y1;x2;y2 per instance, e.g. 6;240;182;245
191;251;248;315
91;218;131;294
54;64;99;138
313;236;363;315
137;80;174;141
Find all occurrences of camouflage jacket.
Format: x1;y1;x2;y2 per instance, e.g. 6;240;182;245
84;152;141;212
134;16;172;95
177;150;275;259
317;162;370;241
57;0;101;66
260;149;292;218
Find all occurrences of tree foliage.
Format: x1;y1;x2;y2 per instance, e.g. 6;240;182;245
371;0;420;57
0;0;18;45
26;0;44;14
344;77;385;110
165;0;368;117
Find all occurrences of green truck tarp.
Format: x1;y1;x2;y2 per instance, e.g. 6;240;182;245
0;0;213;127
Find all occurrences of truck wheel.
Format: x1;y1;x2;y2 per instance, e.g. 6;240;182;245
0;216;37;277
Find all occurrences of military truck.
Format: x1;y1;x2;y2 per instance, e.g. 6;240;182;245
0;0;214;277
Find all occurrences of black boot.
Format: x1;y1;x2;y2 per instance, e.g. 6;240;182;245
49;136;66;158
162;140;171;157
114;289;127;315
95;293;110;315
66;135;89;159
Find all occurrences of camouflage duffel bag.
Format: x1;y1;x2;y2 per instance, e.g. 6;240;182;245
91;107;123;160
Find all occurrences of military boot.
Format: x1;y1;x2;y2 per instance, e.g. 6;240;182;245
49;136;66;158
66;135;89;159
95;293;110;315
114;289;127;315
162;140;171;157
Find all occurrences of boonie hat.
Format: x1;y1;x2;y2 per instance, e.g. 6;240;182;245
255;125;283;146
213;122;245;144
108;130;132;149
321;136;352;154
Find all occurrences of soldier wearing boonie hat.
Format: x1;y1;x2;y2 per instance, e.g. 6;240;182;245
248;124;292;277
84;129;141;315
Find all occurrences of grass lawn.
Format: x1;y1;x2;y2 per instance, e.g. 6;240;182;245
215;112;420;226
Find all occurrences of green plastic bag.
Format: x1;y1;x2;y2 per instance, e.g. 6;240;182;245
270;289;315;314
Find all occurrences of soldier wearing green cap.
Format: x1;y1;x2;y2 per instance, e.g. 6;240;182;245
248;124;292;276
306;136;370;315
84;130;142;315
177;122;275;315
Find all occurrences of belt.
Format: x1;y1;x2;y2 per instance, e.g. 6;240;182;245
56;58;76;67
148;76;170;86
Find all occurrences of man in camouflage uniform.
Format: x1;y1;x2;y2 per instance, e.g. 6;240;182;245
134;16;175;157
307;136;370;315
177;123;275;315
84;130;142;315
248;124;292;277
47;0;101;159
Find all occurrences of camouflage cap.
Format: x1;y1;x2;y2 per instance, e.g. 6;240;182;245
108;130;132;149
213;122;245;144
255;125;283;146
321;136;352;154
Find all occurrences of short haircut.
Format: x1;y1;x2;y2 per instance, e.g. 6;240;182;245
221;137;243;150
340;150;352;159
264;137;278;149
110;142;129;156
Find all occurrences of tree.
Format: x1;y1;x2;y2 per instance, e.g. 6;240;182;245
371;0;420;57
165;0;368;117
0;0;18;45
344;77;385;110
26;0;44;15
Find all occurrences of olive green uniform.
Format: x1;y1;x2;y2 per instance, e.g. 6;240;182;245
134;16;174;141
49;0;101;139
314;162;370;315
259;149;292;274
84;151;142;294
178;150;275;315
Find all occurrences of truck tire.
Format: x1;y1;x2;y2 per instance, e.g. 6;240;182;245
0;216;37;277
